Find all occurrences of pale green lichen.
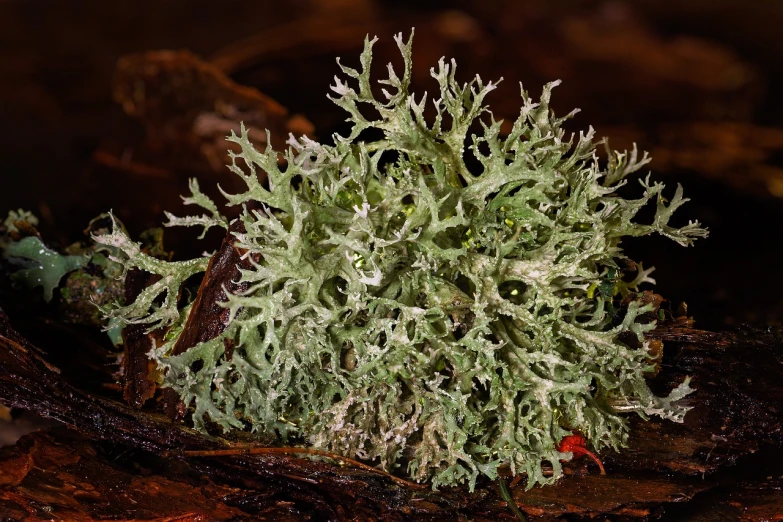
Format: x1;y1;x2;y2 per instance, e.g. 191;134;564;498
4;235;88;302
95;32;706;490
164;178;229;239
94;214;209;332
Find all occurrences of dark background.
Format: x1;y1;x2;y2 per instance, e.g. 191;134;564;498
2;0;783;330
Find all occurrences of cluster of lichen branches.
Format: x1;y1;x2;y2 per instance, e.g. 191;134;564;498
92;32;706;490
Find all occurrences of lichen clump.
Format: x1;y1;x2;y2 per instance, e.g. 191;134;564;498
95;33;706;490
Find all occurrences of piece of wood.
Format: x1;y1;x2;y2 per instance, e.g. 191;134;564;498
729;480;783;521
121;269;162;409
170;221;251;357
1;305;781;519
0;429;253;522
608;327;783;476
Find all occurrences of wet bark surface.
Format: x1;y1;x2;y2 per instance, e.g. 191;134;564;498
612;327;783;476
121;270;163;410
1;306;781;520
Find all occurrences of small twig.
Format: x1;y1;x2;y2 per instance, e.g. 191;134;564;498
646;327;729;346
280;472;320;485
177;446;427;489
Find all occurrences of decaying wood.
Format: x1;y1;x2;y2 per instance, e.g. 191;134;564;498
171;221;252;357
120;221;256;413
121;269;163;409
0;429;252;522
1;303;781;520
512;473;710;519
729;480;783;521
0;308;434;520
609;326;783;477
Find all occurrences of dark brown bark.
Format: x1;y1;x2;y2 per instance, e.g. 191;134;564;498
0;429;252;522
1;305;781;520
120;221;254;413
610;327;783;476
158;221;254;420
121;270;162;409
170;220;251;357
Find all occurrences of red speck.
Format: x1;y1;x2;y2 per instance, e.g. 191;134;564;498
557;433;606;475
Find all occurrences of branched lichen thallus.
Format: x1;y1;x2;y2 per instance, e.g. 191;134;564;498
94;30;707;491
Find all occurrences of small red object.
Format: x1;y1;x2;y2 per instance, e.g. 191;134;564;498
557;432;606;475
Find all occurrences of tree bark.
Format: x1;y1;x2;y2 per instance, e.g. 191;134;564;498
1;307;781;520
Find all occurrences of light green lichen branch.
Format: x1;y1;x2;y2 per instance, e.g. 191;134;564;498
93;213;209;332
102;31;707;492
